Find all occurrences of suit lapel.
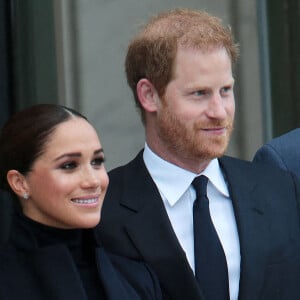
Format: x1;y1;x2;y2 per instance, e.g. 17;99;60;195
120;152;203;300
219;156;269;299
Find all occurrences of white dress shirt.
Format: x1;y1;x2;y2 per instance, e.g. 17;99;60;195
143;144;240;300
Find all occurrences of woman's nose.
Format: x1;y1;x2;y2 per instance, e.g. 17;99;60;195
80;168;101;189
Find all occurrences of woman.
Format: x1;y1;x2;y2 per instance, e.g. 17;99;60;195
0;104;162;300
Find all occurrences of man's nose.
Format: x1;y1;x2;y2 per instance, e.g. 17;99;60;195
205;94;227;119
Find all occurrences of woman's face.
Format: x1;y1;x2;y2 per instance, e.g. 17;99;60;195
22;117;109;229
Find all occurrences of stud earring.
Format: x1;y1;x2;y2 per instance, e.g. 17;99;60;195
23;193;29;200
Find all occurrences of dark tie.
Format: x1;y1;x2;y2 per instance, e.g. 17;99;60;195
192;175;230;300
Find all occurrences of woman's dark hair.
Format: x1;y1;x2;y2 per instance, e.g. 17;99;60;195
0;104;87;192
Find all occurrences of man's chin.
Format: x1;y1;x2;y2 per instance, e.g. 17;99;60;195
195;143;228;160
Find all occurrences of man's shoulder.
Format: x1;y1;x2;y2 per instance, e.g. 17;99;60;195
254;128;300;158
104;149;156;205
220;156;300;214
108;150;144;176
107;150;157;192
268;128;300;147
253;129;300;179
220;155;266;171
220;155;295;181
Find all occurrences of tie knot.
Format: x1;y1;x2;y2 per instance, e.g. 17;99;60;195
192;175;208;197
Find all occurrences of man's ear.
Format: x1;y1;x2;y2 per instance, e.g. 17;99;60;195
6;170;30;199
136;78;160;112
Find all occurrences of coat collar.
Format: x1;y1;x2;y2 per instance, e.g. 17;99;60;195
6;213;135;300
219;156;270;299
118;151;204;299
119;153;277;299
96;247;145;300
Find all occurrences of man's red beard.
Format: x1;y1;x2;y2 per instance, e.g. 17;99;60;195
156;107;234;162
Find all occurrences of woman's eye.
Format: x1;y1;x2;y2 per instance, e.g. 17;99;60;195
60;162;77;170
91;157;105;167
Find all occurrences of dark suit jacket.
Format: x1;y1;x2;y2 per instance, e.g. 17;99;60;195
98;150;300;300
0;214;162;300
253;128;300;181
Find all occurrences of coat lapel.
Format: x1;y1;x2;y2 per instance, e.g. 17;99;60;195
219;156;270;299
120;152;204;300
96;247;140;300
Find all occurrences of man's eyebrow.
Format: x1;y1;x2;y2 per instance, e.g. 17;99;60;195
94;149;104;155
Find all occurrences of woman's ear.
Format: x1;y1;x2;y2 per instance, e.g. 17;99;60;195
6;170;29;199
136;78;160;112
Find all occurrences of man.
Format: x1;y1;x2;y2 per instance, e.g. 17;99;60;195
98;8;300;300
253;128;300;180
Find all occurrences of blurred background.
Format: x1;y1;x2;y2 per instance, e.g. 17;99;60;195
0;0;299;240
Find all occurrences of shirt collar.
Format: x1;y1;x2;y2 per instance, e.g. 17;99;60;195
143;143;229;206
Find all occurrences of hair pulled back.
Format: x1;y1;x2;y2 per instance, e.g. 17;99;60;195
0;104;87;192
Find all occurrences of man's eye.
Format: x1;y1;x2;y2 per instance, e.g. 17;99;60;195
60;162;77;170
91;157;105;167
194;90;206;96
221;86;232;94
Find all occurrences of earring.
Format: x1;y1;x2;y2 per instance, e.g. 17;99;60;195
23;193;29;200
